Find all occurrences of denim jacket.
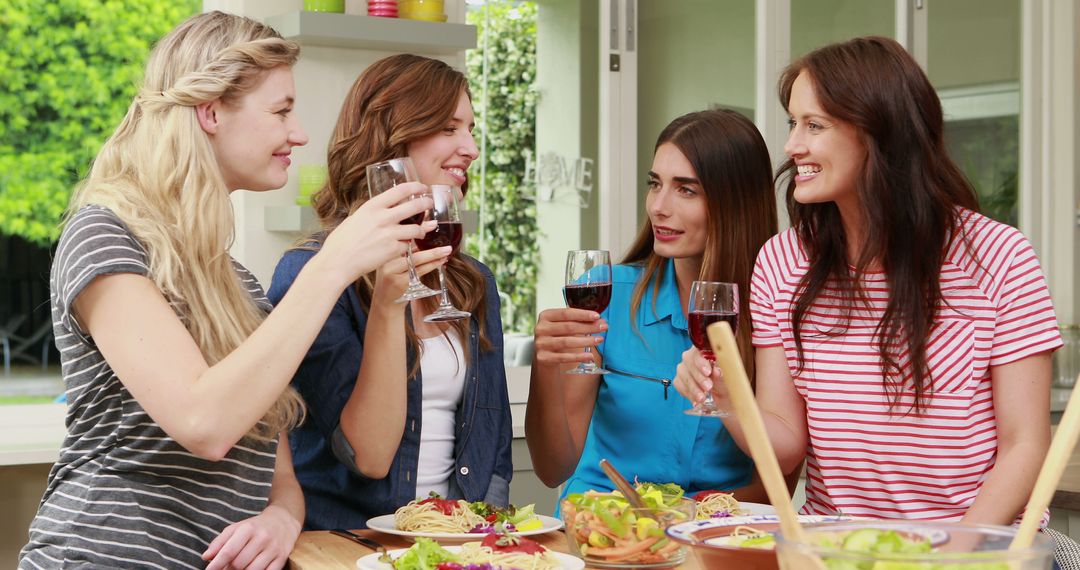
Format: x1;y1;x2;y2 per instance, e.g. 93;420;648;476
267;249;513;530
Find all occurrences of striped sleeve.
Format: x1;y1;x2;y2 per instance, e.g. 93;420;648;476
53;206;150;344
986;230;1063;366
750;233;787;348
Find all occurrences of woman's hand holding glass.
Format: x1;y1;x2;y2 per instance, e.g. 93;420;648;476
370;244;452;308
317;182;436;288
366;157;442;303
673;345;730;412
533;308;608;369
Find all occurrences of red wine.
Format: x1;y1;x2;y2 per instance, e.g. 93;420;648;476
400;213;426;226
688;311;738;361
563;283;612;313
414;221;462;254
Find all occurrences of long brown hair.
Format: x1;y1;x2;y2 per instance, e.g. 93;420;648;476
621;109;778;376
307;54;490;373
777;36;979;410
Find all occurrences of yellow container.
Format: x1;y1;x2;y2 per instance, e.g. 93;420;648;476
398;0;446;21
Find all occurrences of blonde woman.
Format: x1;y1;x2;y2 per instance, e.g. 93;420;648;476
18;12;433;570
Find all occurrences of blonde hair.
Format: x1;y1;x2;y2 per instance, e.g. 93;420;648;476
68;11;304;438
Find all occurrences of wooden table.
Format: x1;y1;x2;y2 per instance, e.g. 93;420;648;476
288;528;703;569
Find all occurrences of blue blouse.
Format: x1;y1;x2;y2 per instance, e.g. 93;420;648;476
268;250;513;530
561;260;754;500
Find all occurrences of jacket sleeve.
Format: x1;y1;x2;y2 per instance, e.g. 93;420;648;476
268;250;375;479
483;266;515;501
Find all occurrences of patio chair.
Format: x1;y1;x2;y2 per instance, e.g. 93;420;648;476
1045;527;1080;570
0;314;28;376
10;319;54;371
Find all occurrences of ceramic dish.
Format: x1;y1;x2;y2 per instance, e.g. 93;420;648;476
366;514;563;543
665;514;852;570
356;545;586;570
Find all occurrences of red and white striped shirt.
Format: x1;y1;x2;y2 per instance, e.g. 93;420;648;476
751;209;1062;521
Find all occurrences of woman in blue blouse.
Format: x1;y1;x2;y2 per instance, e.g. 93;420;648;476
268;54;511;530
525;109;780;502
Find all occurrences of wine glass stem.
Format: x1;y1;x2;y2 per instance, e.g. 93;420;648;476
702;360;716;408
436;266;452;308
405;243;423;285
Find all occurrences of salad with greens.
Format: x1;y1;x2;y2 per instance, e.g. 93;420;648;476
801;528;1011;570
561;485;694;566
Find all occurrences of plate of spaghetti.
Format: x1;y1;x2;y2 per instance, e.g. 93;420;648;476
356;536;584;570
367;497;563;542
693;490;775;519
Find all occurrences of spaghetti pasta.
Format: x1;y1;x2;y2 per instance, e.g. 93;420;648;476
393;498;487;533
695;491;748;519
456;542;561;570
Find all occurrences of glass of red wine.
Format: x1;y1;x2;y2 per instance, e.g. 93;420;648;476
366;158;440;303
685;280;738;417
416;185;470;322
564;249;612;375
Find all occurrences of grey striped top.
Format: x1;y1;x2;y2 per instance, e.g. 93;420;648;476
19;206;279;569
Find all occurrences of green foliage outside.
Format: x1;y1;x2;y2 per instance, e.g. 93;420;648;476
465;2;540;333
0;0;201;245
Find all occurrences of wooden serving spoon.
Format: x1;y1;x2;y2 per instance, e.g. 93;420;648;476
1010;371;1080;551
599;458;648;509
706;321;827;570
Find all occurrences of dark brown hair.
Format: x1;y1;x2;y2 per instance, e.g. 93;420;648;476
622;109;778;376
777;36;979;410
306;54;490;372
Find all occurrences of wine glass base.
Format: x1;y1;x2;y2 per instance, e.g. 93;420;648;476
684;407;728;418
564;365;609;375
423;308;471;322
394;284;441;303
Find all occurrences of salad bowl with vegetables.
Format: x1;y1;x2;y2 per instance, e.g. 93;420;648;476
776;520;1053;570
560;483;696;568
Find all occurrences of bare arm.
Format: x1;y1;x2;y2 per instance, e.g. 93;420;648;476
525;308;606;487
203;436;304;570
674;345;809;475
961;352;1052;525
76;184;434;460
337;248;450;478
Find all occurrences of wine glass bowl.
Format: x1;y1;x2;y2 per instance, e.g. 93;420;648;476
685;281;738;417
418;185;470;322
366;158;440;303
563;250;612;375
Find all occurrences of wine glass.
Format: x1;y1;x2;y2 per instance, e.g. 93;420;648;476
366;158;440;303
563;250;612;375
685;281;738;417
415;185;470;322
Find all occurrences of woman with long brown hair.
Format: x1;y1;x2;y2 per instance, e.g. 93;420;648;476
525;109;778;503
676;36;1062;525
267;54;511;530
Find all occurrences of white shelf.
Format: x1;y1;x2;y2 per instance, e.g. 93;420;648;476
265;11;476;54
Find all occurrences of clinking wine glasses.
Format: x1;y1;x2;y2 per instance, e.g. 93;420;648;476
366;158;440;303
685;280;738;417
414;185;470;322
563;250;612;375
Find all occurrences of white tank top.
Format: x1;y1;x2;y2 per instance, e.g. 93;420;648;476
415;329;466;499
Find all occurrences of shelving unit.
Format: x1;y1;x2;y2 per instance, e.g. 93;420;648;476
264;11;477;54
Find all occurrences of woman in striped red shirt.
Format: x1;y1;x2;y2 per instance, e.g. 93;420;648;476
675;36;1063;526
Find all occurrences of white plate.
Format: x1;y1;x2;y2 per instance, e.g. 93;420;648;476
737;502;777;516
366;514;564;543
356;545;585;570
666;514;854;546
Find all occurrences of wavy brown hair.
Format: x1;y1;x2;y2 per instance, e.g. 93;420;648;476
306;54;490;373
777;36;979;411
622;109;778;377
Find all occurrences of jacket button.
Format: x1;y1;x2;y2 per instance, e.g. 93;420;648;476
459;466;469;476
